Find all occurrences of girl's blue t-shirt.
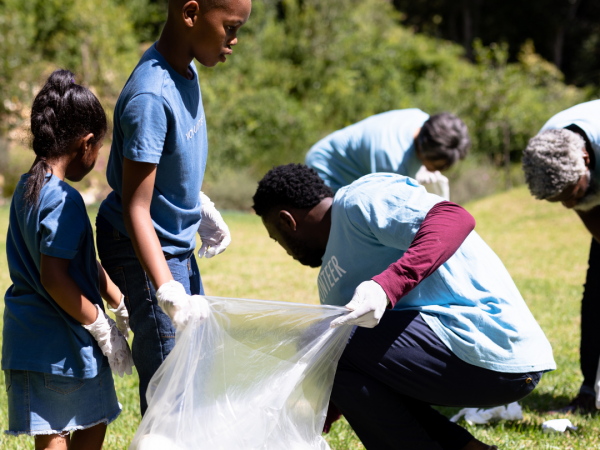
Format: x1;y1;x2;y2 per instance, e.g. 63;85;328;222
305;109;429;192
2;175;106;379
319;173;556;373
99;43;208;256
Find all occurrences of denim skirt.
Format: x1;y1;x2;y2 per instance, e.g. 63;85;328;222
4;365;121;436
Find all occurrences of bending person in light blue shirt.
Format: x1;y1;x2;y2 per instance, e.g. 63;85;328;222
522;99;600;414
253;164;554;450
305;110;470;197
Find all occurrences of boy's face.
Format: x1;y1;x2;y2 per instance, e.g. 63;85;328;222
189;0;252;67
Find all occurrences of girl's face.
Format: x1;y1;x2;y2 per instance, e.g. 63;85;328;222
65;134;105;182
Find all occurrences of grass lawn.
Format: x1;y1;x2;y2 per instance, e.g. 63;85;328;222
1;186;599;449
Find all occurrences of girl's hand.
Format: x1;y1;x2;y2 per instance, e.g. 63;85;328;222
83;304;134;377
108;294;130;340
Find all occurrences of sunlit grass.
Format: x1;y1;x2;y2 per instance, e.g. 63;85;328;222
1;186;599;449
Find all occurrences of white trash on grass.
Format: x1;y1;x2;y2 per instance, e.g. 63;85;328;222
450;402;523;425
130;296;353;450
542;419;577;434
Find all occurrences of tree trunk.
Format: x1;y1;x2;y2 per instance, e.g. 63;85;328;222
553;0;583;69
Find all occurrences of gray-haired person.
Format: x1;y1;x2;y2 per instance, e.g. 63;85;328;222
523;99;600;414
305;110;470;199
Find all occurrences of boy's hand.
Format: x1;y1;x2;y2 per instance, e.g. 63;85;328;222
108;294;130;340
83;304;134;377
156;280;210;329
198;192;232;258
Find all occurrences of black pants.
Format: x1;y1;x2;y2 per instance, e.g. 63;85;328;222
331;311;542;450
581;238;600;393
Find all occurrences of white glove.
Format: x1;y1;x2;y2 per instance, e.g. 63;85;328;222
198;192;231;258
156;280;210;329
415;165;450;200
108;294;130;340
83;304;134;377
330;280;390;329
595;355;600;409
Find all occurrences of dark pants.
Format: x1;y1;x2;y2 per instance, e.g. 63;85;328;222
331;311;542;450
95;215;204;415
581;238;600;394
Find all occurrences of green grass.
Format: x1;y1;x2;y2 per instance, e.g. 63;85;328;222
1;186;599;449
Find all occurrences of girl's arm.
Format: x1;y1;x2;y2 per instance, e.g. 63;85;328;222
121;157;173;290
97;260;123;309
40;254;99;325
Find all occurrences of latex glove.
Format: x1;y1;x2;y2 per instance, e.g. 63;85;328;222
107;294;130;340
415;165;450;200
83;304;134;377
330;280;389;328
595;356;600;409
156;280;210;329
198;192;231;258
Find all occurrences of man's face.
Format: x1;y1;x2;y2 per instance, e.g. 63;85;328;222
421;158;450;172
191;0;251;67
262;212;326;268
547;170;600;212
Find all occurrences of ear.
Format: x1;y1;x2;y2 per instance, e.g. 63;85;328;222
582;146;591;168
182;1;200;27
279;210;297;232
80;133;94;154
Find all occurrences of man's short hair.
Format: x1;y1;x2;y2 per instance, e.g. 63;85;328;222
169;0;229;12
417;113;470;165
522;129;587;200
253;164;334;217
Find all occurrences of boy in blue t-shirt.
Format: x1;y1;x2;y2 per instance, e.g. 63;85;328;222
97;0;252;414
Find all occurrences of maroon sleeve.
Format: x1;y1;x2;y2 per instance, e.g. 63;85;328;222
371;201;476;308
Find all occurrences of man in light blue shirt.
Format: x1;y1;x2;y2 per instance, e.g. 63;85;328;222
305;110;470;196
523;100;600;413
253;164;554;450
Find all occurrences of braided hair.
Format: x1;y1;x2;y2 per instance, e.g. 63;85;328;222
25;69;107;206
252;164;333;217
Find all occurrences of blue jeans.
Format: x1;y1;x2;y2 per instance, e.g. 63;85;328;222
95;215;203;415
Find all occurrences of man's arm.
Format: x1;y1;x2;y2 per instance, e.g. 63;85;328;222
372;201;476;307
577;206;600;243
121;157;173;290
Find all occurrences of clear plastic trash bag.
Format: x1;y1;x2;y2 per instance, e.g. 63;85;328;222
130;296;352;450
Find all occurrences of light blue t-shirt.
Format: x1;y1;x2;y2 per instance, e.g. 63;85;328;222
541;100;600;178
319;173;556;373
305;109;429;192
99;43;208;255
2;175;106;379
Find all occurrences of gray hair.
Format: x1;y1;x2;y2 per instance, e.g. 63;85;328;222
416;113;471;166
522;129;587;200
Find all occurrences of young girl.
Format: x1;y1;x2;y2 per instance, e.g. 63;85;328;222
2;70;134;450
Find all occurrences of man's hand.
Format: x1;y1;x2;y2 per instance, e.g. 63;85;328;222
156;280;210;329
198;192;231;258
330;280;389;328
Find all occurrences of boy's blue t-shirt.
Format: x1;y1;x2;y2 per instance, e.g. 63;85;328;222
99;43;208;255
2;175;106;379
541;100;600;184
305;109;429;192
319;173;556;373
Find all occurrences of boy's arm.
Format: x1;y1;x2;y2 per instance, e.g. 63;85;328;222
121;157;174;290
41;254;99;325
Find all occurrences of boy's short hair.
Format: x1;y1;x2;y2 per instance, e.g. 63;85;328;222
522;128;587;200
416;113;470;166
169;0;229;12
253;164;334;217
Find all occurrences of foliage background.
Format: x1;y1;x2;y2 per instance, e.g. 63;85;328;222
0;0;593;208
